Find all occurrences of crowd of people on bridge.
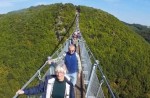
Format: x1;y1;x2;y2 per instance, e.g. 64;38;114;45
16;31;82;98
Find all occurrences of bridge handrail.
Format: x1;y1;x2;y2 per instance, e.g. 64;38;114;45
82;37;115;98
13;37;71;98
13;61;48;98
13;10;115;98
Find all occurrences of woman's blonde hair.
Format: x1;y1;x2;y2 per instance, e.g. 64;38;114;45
55;63;67;74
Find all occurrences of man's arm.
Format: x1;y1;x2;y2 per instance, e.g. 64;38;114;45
48;53;66;64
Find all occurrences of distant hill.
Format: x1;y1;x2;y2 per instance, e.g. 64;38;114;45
124;22;150;43
0;3;150;98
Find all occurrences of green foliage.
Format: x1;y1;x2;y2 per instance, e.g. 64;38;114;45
125;22;150;43
0;3;150;98
79;6;150;97
0;3;75;97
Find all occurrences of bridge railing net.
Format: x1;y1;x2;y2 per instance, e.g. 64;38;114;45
14;35;107;98
79;37;105;98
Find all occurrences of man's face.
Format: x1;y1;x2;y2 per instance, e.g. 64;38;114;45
69;47;75;54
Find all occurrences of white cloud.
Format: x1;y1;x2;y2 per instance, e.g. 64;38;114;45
102;0;121;3
0;1;13;7
0;0;31;8
34;2;49;6
11;0;30;2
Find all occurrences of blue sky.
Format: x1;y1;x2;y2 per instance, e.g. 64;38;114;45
0;0;150;26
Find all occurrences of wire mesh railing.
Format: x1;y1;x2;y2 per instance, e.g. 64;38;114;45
13;10;115;98
13;37;71;98
79;36;115;98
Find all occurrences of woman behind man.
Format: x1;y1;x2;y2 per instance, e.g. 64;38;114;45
16;63;75;98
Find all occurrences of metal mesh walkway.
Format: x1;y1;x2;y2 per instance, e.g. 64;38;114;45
13;10;115;98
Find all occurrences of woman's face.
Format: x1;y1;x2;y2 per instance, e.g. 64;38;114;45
56;71;65;81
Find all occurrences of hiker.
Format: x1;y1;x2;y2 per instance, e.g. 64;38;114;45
16;63;75;98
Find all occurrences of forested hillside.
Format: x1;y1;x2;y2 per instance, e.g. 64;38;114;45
125;22;150;43
79;6;150;97
0;3;76;98
0;3;150;98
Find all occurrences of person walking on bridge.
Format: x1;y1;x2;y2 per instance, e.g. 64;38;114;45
70;31;80;52
16;63;75;98
48;44;82;86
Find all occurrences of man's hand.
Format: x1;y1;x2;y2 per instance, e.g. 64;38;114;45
47;56;52;64
16;89;24;95
47;60;52;64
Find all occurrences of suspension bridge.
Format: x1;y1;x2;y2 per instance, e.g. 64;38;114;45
13;9;115;98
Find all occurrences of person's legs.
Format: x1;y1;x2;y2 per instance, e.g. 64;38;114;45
67;72;77;86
